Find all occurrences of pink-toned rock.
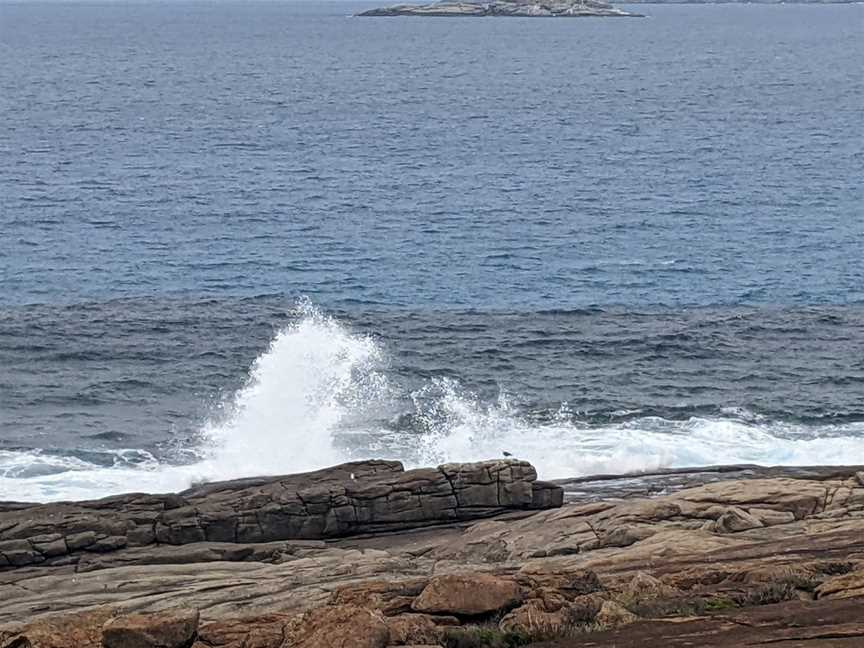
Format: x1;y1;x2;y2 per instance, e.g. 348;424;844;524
0;609;112;648
102;608;199;648
196;614;292;648
285;605;389;648
385;613;449;644
329;579;428;616
412;574;522;616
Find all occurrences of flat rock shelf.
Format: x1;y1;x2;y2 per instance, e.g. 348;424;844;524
3;459;864;647
357;0;643;18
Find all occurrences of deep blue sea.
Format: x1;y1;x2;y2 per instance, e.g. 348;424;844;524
0;1;862;501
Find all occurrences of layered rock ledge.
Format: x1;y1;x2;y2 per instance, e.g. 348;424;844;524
357;0;642;18
2;460;864;647
0;459;560;569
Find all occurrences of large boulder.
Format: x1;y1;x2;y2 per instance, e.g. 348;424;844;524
0;609;113;648
329;579;428;616
412;574;522;616
101;609;199;648
195;614;291;648
284;605;390;648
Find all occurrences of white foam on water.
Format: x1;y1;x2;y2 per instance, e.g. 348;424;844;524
3;302;864;503
0;300;386;502
193;298;387;480
0;449;190;502
408;382;864;478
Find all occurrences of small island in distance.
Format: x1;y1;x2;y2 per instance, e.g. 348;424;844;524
357;0;643;18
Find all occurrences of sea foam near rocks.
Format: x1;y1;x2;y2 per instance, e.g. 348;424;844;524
3;302;864;503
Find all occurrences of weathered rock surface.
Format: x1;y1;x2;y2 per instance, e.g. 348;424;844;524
283;605;390;648
411;574;522;616
531;598;864;647
2;461;864;647
101;608;199;648
0;609;114;648
357;0;641;18
0;459;559;570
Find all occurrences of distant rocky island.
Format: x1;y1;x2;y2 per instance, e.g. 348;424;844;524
356;0;855;14
357;0;642;18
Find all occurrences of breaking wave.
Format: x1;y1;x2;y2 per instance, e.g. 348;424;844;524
3;301;864;502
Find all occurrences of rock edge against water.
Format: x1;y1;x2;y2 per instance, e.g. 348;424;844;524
0;459;561;567
357;0;643;18
3;459;864;647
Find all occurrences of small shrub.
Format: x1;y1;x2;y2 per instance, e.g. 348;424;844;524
735;582;798;607
815;561;855;576
781;572;820;592
441;626;531;648
702;597;738;612
617;593;696;618
618;593;742;618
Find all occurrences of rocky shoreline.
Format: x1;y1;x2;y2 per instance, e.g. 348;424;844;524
356;0;642;18
2;459;864;647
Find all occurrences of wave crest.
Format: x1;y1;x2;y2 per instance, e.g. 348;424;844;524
3;301;864;503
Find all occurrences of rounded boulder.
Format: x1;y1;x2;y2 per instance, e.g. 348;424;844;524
412;574;522;616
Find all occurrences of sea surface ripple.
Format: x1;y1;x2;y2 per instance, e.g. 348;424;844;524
0;2;862;501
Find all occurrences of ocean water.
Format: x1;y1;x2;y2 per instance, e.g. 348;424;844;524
0;1;862;502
